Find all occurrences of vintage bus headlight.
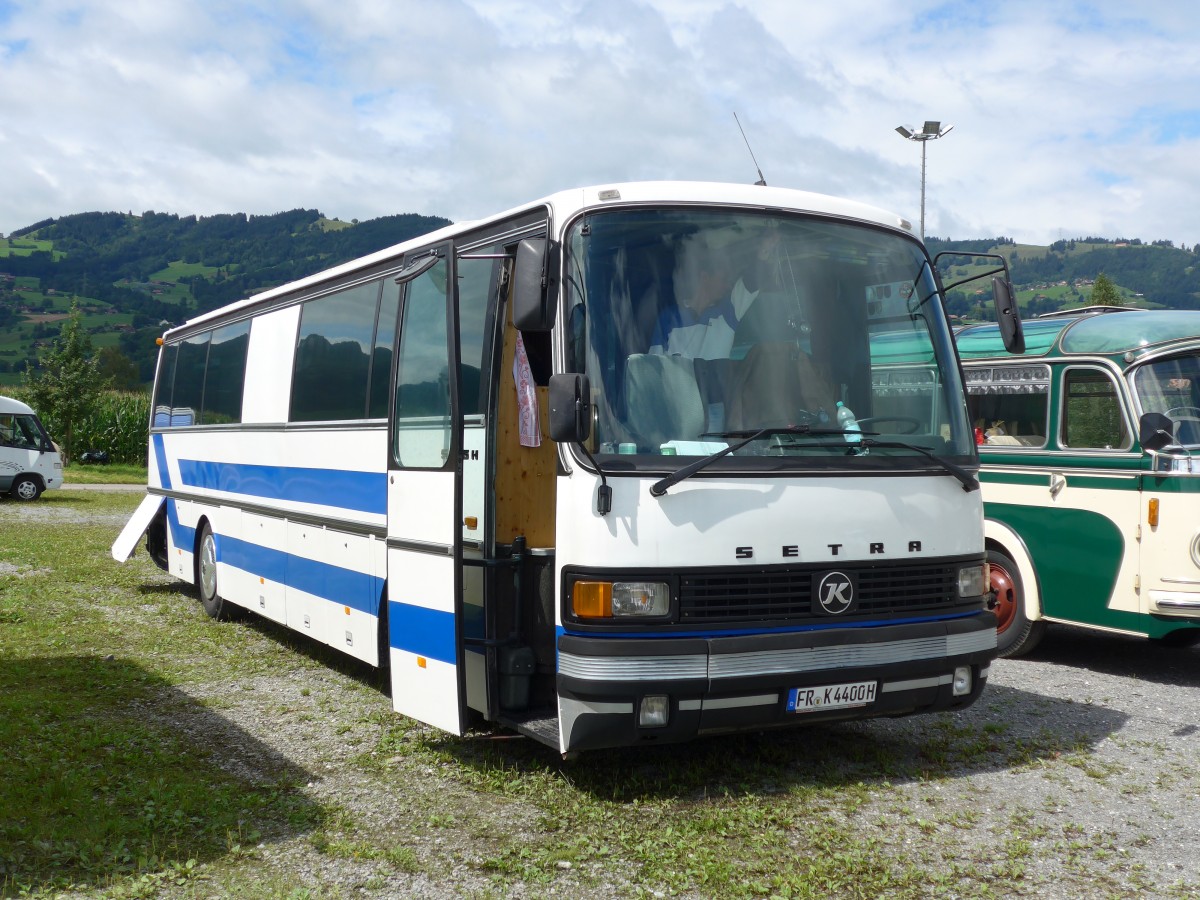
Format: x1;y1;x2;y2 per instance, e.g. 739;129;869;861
572;580;670;618
957;565;986;598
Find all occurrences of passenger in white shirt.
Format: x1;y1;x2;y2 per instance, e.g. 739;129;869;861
648;254;757;359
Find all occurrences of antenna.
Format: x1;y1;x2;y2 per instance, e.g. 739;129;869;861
733;112;767;186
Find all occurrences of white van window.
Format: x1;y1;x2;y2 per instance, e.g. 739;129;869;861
0;413;45;450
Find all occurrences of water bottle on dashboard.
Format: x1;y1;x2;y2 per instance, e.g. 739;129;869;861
836;401;865;453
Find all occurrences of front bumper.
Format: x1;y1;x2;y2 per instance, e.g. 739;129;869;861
557;613;996;752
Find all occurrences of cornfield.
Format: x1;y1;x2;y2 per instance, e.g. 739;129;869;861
10;389;151;465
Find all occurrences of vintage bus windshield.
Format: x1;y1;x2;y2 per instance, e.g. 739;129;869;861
1133;353;1200;445
562;207;972;463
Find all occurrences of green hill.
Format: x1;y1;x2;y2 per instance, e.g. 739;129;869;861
0;208;450;386
926;235;1200;319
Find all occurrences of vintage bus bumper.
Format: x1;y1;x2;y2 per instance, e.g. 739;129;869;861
557;613;996;753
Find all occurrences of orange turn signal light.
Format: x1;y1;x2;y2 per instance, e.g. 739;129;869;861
1148;497;1160;527
572;581;613;618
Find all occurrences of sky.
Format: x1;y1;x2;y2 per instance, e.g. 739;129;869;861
3;0;1200;248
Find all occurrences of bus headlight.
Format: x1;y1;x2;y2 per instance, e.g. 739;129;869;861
957;565;986;598
571;581;670;618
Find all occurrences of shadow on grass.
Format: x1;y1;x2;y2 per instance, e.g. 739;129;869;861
425;680;1127;805
0;654;326;896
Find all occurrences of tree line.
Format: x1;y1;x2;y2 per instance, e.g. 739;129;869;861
926;235;1200;309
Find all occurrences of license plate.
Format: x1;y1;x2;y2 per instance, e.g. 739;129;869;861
787;680;877;713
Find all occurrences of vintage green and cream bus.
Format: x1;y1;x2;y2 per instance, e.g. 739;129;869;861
956;307;1200;656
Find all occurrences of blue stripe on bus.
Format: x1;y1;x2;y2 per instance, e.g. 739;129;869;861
152;433;172;490
175;459;387;515
162;498;196;555
218;534;383;615
388;601;457;665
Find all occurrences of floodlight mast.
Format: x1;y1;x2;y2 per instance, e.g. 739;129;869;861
895;121;953;239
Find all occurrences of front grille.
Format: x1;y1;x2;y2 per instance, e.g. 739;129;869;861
679;561;963;624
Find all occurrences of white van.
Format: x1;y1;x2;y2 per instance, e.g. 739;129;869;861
0;395;63;500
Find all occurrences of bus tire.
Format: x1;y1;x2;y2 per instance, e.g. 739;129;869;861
988;548;1046;658
11;475;42;501
196;522;236;621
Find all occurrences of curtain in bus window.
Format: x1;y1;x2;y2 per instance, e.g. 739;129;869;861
291;281;382;421
394;258;450;468
201;321;250;425
172;333;209;427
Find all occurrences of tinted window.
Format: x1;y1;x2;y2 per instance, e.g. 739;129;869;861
202;321;250;424
394;258;450;468
153;343;178;427
368;280;400;419
1063;368;1129;450
458;254;497;416
172;334;209;427
291;282;381;421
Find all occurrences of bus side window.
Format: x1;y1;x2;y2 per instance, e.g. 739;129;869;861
1062;367;1129;450
965;365;1050;448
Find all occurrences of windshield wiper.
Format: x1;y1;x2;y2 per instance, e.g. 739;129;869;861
648;430;979;497
860;438;978;492
649;424;846;497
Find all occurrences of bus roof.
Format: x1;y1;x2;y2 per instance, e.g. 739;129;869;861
0;395;36;416
172;181;914;336
956;308;1200;360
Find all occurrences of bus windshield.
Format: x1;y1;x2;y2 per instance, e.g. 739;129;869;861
1133;353;1200;445
562;207;972;466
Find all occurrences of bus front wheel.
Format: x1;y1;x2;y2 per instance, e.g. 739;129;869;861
988;548;1046;658
196;523;237;621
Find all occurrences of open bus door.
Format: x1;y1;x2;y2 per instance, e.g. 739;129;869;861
385;248;467;734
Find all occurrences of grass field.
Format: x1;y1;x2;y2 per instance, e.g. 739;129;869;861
62;463;148;485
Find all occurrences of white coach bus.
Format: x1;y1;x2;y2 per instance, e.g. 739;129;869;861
113;181;1022;754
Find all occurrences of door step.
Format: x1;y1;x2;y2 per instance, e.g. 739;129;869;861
500;708;559;748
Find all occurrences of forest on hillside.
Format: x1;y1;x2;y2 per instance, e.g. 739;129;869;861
926;235;1200;310
0;208;451;382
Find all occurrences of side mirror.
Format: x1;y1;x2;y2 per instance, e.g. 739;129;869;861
992;277;1025;354
549;373;592;443
1140;412;1175;453
513;238;559;332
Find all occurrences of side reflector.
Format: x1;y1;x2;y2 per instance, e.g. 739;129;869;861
1148;497;1160;527
417;656;427;668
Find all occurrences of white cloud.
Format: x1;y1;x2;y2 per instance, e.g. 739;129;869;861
2;0;1200;248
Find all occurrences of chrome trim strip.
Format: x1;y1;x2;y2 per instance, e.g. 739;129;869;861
558;653;708;681
1154;598;1200;610
701;694;777;710
708;631;995;679
559;630;996;682
881;674;950;694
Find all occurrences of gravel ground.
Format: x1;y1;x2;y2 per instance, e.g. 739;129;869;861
13;495;1200;897
138;621;1200;899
